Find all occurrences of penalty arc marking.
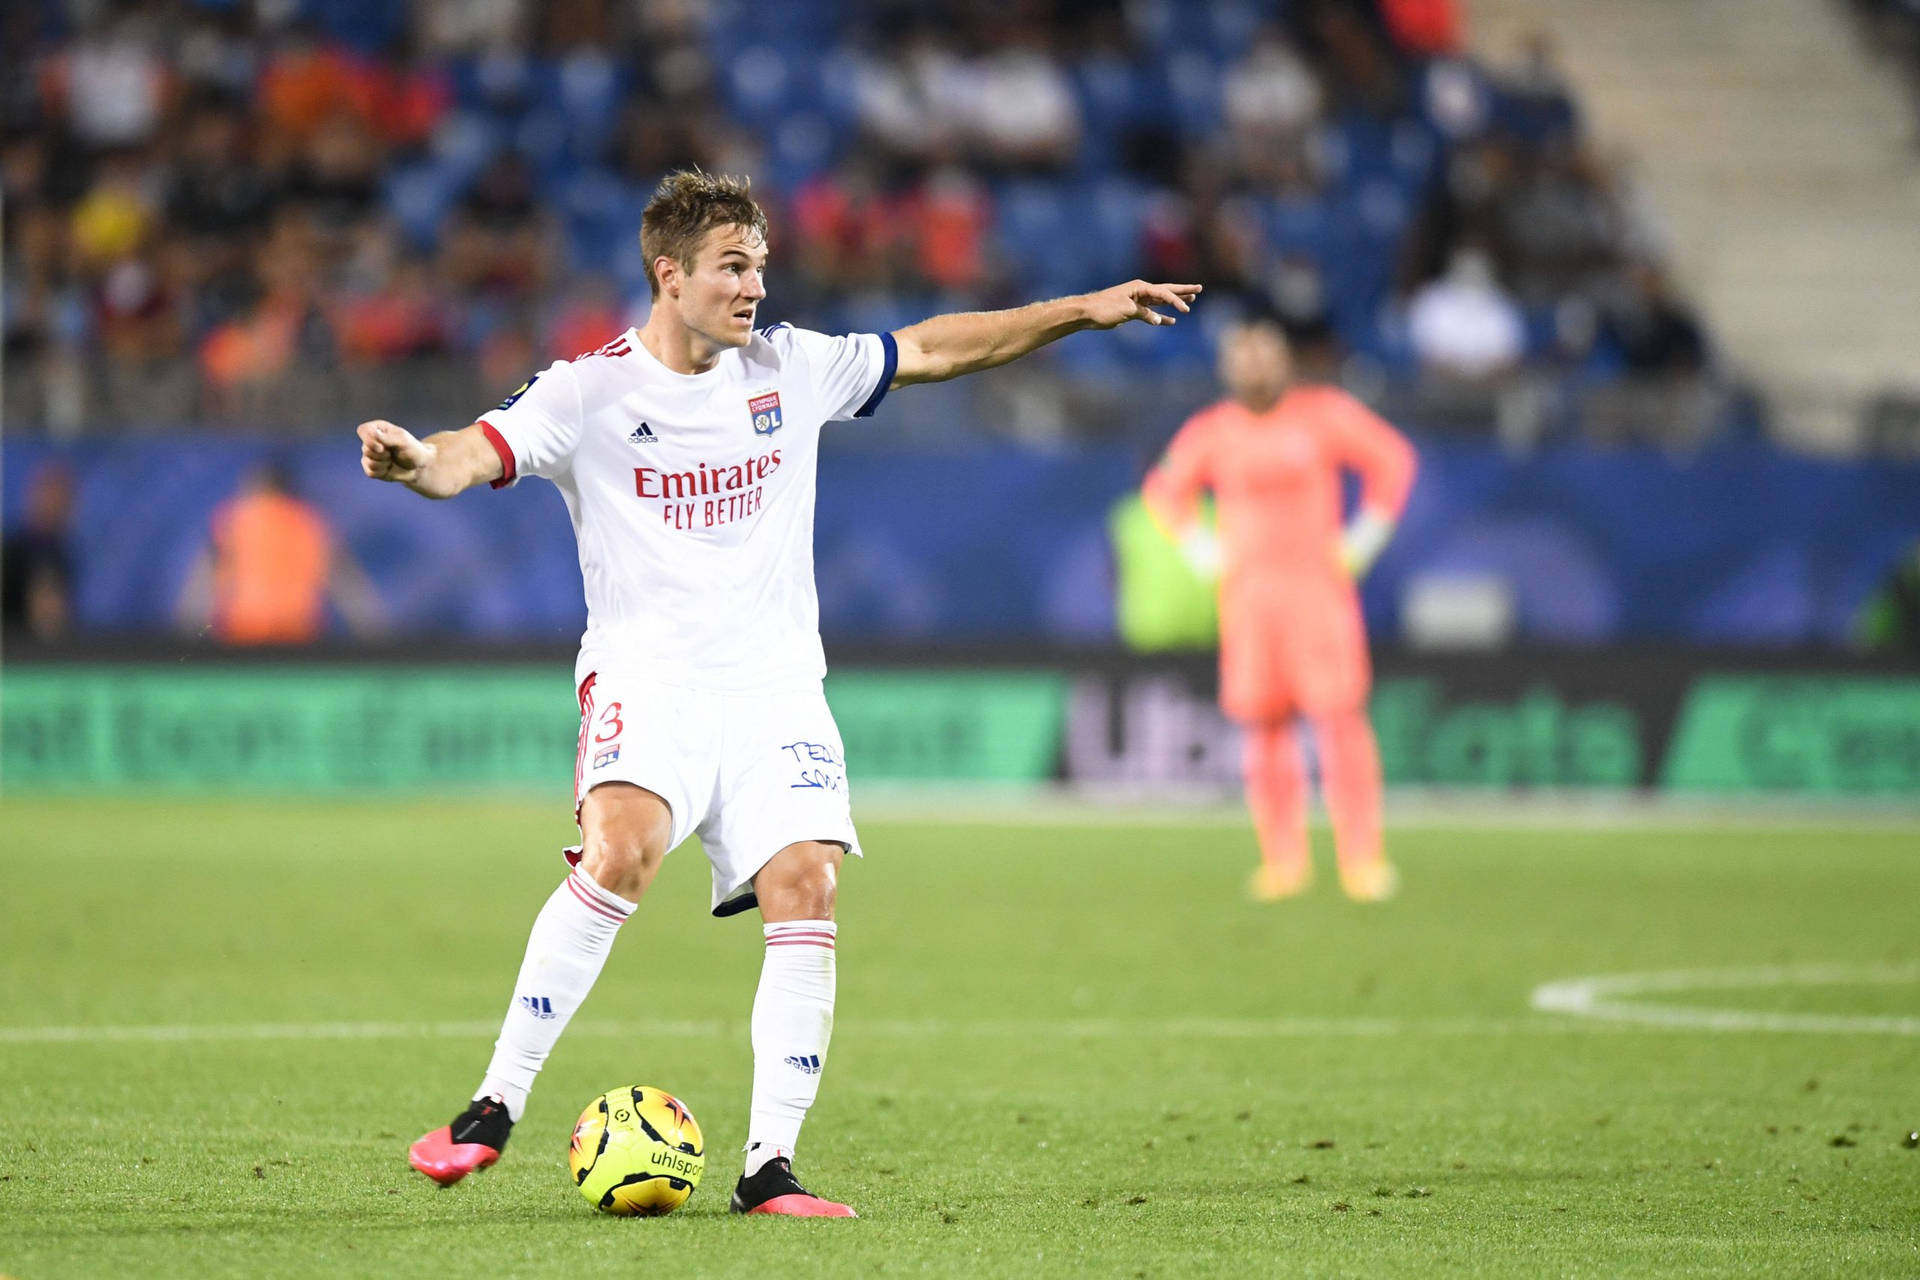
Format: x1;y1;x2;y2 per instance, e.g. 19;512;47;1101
1530;963;1920;1035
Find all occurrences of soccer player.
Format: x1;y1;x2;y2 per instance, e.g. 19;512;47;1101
1142;320;1416;903
360;171;1200;1217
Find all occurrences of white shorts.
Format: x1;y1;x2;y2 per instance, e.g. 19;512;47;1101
568;657;862;918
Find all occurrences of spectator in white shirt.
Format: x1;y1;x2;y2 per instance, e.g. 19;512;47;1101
1406;246;1525;380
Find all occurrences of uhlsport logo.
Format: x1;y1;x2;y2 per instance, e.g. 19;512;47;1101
748;390;783;436
783;1053;821;1074
520;995;556;1019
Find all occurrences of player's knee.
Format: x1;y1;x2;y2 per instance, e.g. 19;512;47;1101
756;842;842;920
578;784;672;901
579;839;661;901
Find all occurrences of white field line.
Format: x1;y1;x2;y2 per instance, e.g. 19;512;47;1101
1531;963;1920;1035
0;1016;1511;1046
4;996;1918;1049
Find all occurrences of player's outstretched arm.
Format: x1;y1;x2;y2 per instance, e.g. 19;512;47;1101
357;420;504;500
889;280;1202;388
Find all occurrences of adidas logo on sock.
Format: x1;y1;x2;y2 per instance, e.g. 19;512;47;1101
782;1054;821;1074
628;422;658;445
519;995;555;1019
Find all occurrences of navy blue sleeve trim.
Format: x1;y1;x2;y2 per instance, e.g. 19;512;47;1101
854;331;898;419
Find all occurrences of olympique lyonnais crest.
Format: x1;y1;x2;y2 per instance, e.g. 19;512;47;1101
748;390;783;436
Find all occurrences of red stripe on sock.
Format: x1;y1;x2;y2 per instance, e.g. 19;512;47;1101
566;874;629;923
766;939;834;949
766;931;836;944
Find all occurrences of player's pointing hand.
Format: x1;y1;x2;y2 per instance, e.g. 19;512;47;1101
358;419;432;485
1082;280;1203;330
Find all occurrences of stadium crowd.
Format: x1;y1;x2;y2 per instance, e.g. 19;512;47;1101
1848;0;1920;137
3;0;1719;440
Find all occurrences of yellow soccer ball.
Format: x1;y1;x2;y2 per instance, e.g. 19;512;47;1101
568;1086;706;1215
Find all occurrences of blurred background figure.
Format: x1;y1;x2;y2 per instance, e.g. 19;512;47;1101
1;460;77;641
1143;322;1415;902
175;458;384;645
1406;243;1524;382
1855;538;1920;653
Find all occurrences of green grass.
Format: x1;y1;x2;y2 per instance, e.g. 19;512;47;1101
1;796;1917;1278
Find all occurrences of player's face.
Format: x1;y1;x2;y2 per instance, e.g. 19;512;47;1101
677;224;769;349
1219;325;1292;409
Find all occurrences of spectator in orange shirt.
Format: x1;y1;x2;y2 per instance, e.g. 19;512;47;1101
1143;321;1416;901
176;459;383;645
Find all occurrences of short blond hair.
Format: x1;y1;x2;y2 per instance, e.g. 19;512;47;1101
640;170;769;299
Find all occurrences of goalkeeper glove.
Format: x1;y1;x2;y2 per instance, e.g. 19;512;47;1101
1180;526;1223;581
1338;508;1396;579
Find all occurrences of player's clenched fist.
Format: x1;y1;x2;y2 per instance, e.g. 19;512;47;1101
358;419;432;484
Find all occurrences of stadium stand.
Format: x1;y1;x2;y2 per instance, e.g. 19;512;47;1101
4;0;1740;446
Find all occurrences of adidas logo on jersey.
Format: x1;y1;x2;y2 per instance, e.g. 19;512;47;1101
628;423;658;446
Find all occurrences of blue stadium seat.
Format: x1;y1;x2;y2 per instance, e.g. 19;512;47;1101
544;54;628;167
1052;327;1132;377
725;43;834;126
1161;48;1224;138
1329;113;1397;185
384;162;462;251
996;182;1083;292
1263;194;1337;261
1083;178;1150;280
560;169;633;273
1202;0;1268;61
450;50;538;116
298;0;405;55
429;110;506;185
517;107;578;187
768;113;838;190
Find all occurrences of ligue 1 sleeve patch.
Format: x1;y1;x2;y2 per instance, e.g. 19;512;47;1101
748;390;783;436
497;373;540;411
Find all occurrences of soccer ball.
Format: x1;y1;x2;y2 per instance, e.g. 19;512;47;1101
568;1085;706;1215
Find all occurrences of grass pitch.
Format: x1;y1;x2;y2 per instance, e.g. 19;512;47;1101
1;796;1916;1278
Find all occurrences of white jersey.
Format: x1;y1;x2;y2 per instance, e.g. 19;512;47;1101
479;324;897;692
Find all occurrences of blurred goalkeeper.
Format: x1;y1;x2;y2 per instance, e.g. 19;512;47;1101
1143;321;1416;902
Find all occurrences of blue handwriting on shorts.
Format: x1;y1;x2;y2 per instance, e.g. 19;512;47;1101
781;741;845;791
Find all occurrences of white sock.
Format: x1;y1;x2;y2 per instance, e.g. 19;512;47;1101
746;919;837;1170
475;867;635;1121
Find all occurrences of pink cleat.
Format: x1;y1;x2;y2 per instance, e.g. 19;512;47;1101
408;1097;512;1187
728;1157;857;1217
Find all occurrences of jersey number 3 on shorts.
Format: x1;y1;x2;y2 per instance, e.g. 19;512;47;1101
592;702;624;769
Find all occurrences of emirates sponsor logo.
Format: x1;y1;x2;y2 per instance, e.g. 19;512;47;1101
634;450;781;500
637;450;783;532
